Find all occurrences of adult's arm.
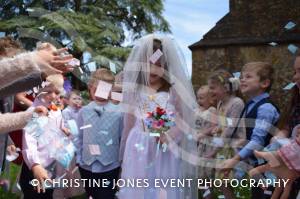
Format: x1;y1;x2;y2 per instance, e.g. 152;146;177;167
0;73;42;98
0;111;33;134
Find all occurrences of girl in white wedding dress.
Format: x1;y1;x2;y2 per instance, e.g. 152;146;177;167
118;34;198;199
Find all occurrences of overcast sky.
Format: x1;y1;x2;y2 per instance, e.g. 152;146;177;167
163;0;229;76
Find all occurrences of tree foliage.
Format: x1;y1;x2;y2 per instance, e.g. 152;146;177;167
0;0;170;75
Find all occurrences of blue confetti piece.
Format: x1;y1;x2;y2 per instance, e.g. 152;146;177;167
0;32;5;38
100;130;108;135
283;82;296;90
269;42;278;47
61;38;72;45
284;21;296;30
150;133;160;137
105;180;110;186
82;51;92;64
86;61;97;72
187;134;193;140
233;72;241;78
288;44;298;54
106;139;113;146
67;120;79;136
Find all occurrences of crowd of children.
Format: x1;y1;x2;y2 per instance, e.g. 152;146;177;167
0;34;300;199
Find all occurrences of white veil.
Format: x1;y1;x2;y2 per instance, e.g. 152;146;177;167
119;34;199;199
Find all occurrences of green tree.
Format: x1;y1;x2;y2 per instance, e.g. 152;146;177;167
0;0;170;76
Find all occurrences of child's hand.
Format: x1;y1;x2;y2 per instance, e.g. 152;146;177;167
6;144;17;156
219;157;239;175
34;106;48;116
204;149;217;159
62;127;71;137
159;133;169;145
31;164;51;193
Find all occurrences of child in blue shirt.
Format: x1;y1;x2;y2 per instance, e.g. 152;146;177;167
75;68;123;199
220;62;280;199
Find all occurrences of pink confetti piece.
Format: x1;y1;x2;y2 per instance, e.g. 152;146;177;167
88;145;101;155
95;80;112;99
150;49;163;64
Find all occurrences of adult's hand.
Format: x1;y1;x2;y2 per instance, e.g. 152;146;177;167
34;106;48;116
35;43;76;75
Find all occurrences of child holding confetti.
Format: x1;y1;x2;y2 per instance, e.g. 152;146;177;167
75;68;123;199
221;62;280;199
249;56;300;199
55;94;84;199
207;69;245;199
119;34;198;199
20;74;76;199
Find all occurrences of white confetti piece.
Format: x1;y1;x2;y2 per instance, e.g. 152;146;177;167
105;180;110;186
26;90;33;95
88;144;101;155
283;82;296;90
86;61;96;72
71;166;78;174
38;26;45;30
33;86;39;93
212;137;224;147
218;195;225;199
149;49;163;64
95;80;112;99
162;143;168;152
6;152;19;162
68;58;80;67
227;118;233;126
150;133;160;137
269;42;278;46
61;38;72;45
109;61;117;73
134;143;144;151
36;91;48;98
284;21;296;30
203;189;211;198
106;139;113;146
78;67;83;74
41;81;50;88
233;72;241;78
80;124;92;130
187;134;193;140
288;44;298;54
264;190;272;195
111;92;123;102
26;8;34;12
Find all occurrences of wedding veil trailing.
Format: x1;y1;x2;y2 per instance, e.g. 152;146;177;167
119;34;199;199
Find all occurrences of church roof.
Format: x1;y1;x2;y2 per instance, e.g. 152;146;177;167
189;0;300;49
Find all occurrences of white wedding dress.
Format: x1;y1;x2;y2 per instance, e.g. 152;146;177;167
118;91;182;199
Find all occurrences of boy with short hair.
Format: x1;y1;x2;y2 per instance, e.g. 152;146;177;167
221;62;280;199
75;68;123;199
